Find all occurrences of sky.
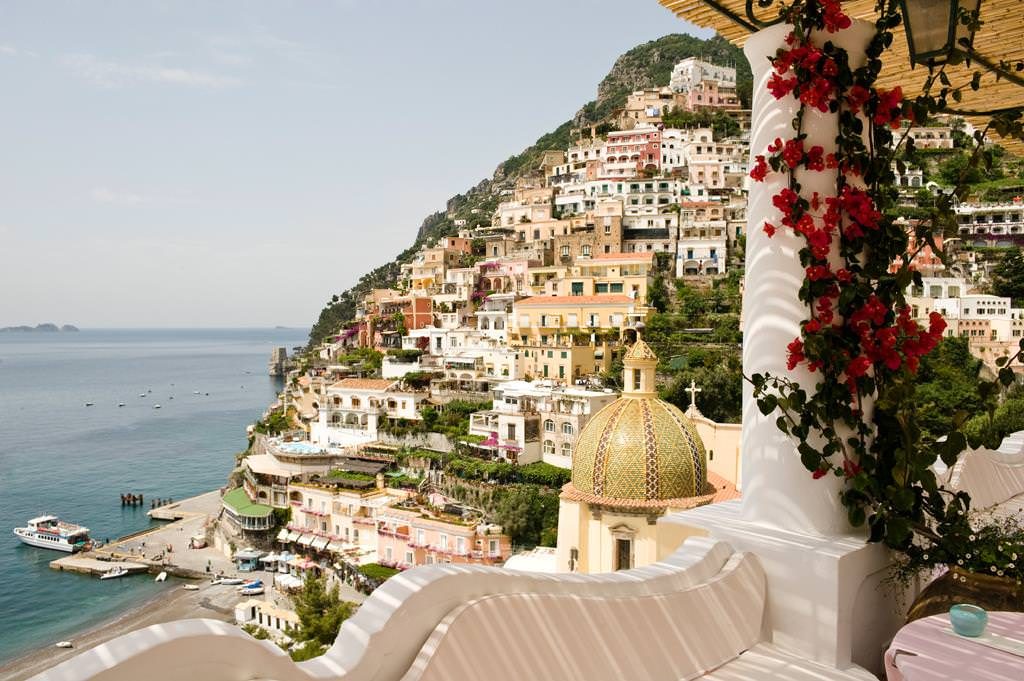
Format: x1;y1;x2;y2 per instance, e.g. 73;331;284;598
0;1;705;329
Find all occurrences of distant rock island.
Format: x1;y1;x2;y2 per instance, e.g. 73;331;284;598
0;323;80;333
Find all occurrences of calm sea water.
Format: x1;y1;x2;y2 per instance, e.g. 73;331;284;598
0;328;306;665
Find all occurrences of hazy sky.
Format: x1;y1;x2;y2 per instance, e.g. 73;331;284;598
0;1;705;329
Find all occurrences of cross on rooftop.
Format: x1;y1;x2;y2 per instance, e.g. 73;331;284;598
686;380;702;409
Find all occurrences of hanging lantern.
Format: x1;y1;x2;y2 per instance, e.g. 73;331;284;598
899;0;982;66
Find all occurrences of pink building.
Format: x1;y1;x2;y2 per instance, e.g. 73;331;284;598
602;127;663;179
376;501;512;569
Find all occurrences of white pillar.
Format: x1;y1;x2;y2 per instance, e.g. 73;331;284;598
740;20;877;537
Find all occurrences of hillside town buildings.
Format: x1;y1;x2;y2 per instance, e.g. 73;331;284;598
217;57;1021;664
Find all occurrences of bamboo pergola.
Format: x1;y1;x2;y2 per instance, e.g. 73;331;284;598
659;0;1024;153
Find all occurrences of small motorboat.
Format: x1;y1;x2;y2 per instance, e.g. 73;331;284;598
153;404;161;409
55;641;73;649
100;566;128;580
237;579;263;591
239;586;264;596
193;390;200;395
217;578;244;585
139;393;146;398
169;396;174;400
182;584;200;591
155;571;167;582
117;402;125;407
84;402;94;407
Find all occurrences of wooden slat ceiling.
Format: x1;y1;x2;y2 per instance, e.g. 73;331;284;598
659;0;1024;153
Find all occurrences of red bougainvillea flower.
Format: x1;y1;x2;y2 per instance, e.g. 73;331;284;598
805;318;822;333
782;138;805;168
873;86;905;129
847;354;872;376
786;338;806;370
763;222;777;238
750;155;769;182
812;467;829;479
821;0;852;31
806;265;832;281
805;145;826;172
846;85;870;113
768;73;798;99
843;459;862;479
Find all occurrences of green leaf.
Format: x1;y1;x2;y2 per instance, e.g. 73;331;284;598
798;443;820;472
848;506;866;527
758;394;778;415
775;416;789;435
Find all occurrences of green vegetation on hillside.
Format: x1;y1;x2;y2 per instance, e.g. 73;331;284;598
286;576;356;660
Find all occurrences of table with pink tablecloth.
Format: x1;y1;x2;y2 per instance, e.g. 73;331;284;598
884;611;1024;680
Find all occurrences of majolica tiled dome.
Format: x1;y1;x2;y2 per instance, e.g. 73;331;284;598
570;339;708;503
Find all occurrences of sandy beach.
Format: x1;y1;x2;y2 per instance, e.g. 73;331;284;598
0;580;240;681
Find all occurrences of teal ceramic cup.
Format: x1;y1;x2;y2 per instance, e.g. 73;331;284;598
949;604;988;637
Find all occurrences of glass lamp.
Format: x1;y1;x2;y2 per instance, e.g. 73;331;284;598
899;0;982;66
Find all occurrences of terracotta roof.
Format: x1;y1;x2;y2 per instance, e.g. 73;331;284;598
591;252;655;262
330;378;398;391
515;295;635;306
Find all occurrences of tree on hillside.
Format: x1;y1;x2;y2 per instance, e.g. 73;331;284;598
494;484;559;547
661;364;742;424
647;273;669;313
991;247;1024;304
912;337;985;441
938;152;987;186
287;576;356;659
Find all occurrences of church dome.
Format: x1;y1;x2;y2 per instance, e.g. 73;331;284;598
569;339;709;504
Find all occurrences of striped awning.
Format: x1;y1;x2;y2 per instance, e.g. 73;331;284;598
276;529;289;542
298;534;315;546
286;530;301;542
327;541;345;554
311;537;330;550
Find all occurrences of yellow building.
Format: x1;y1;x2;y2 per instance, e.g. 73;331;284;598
512;294;644;339
511;294;646;381
555;338;738;573
550;252;654;301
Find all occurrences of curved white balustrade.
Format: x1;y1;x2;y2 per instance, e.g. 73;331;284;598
33;538;740;681
944;429;1024;519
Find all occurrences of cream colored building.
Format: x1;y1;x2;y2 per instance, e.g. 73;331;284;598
555;339;738;573
311;378;428;446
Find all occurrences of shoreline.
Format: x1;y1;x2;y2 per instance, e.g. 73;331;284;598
0;580;236;681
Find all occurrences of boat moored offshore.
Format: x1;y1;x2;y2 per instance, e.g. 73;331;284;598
13;516;92;553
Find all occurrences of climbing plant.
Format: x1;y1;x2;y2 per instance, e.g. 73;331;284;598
747;0;1024;581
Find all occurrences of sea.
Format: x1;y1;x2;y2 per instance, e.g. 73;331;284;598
0;328;307;666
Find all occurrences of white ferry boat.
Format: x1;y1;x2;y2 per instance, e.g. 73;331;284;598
13;515;92;553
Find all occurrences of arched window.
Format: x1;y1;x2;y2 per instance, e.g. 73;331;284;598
544;419;555;432
350;397;360;408
543;440;555;455
561;442;572;458
562;422;574;436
